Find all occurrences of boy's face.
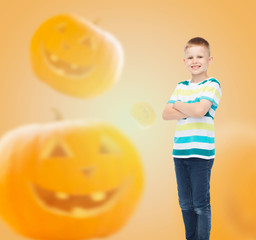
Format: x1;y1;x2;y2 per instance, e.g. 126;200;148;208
183;45;213;76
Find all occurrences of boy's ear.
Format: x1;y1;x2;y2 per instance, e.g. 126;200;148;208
209;56;213;64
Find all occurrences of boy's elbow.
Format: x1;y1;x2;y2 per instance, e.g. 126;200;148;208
193;107;206;118
162;112;168;120
193;100;212;118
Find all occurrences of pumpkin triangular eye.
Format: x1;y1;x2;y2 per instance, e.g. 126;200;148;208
40;138;73;160
55;22;67;33
49;143;69;158
99;135;121;155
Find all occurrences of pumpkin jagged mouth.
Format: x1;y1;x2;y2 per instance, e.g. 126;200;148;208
30;177;132;218
41;43;95;78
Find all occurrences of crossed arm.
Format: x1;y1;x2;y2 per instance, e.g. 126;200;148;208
162;99;213;120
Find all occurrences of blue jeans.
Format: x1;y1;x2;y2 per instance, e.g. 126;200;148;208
173;157;214;240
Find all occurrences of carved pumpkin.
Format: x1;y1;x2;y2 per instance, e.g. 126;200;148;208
212;123;256;240
30;14;124;98
0;120;144;240
130;102;156;128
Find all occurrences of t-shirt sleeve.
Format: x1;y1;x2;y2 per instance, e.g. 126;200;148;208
167;84;179;104
200;80;222;107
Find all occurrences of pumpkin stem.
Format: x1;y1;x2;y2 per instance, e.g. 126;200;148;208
52;107;63;120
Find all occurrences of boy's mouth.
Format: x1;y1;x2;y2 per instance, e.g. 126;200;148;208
191;65;201;70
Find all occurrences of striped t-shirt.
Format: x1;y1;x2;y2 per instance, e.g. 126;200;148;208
167;77;222;160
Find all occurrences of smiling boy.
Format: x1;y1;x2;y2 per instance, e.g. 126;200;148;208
162;37;222;240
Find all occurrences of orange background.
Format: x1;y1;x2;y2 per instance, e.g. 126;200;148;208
0;0;256;239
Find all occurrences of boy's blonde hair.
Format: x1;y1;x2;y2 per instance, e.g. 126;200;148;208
184;37;211;57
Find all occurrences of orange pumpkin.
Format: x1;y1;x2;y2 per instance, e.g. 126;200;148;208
212;123;256;240
30;14;124;98
0;120;144;240
130;102;156;128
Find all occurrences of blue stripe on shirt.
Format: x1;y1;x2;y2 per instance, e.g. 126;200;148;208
200;96;218;107
168;98;218;109
173;148;215;157
174;136;215;144
167;100;176;103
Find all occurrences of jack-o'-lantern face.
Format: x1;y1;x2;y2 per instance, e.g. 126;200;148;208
30;14;124;98
41;21;98;79
0;121;143;240
31;134;132;219
130;102;156;128
212;123;256;240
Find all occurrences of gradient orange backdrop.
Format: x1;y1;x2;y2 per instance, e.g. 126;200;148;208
0;0;256;239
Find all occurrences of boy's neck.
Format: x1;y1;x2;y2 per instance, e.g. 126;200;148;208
190;73;209;83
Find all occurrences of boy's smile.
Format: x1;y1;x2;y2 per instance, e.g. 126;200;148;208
184;45;213;80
